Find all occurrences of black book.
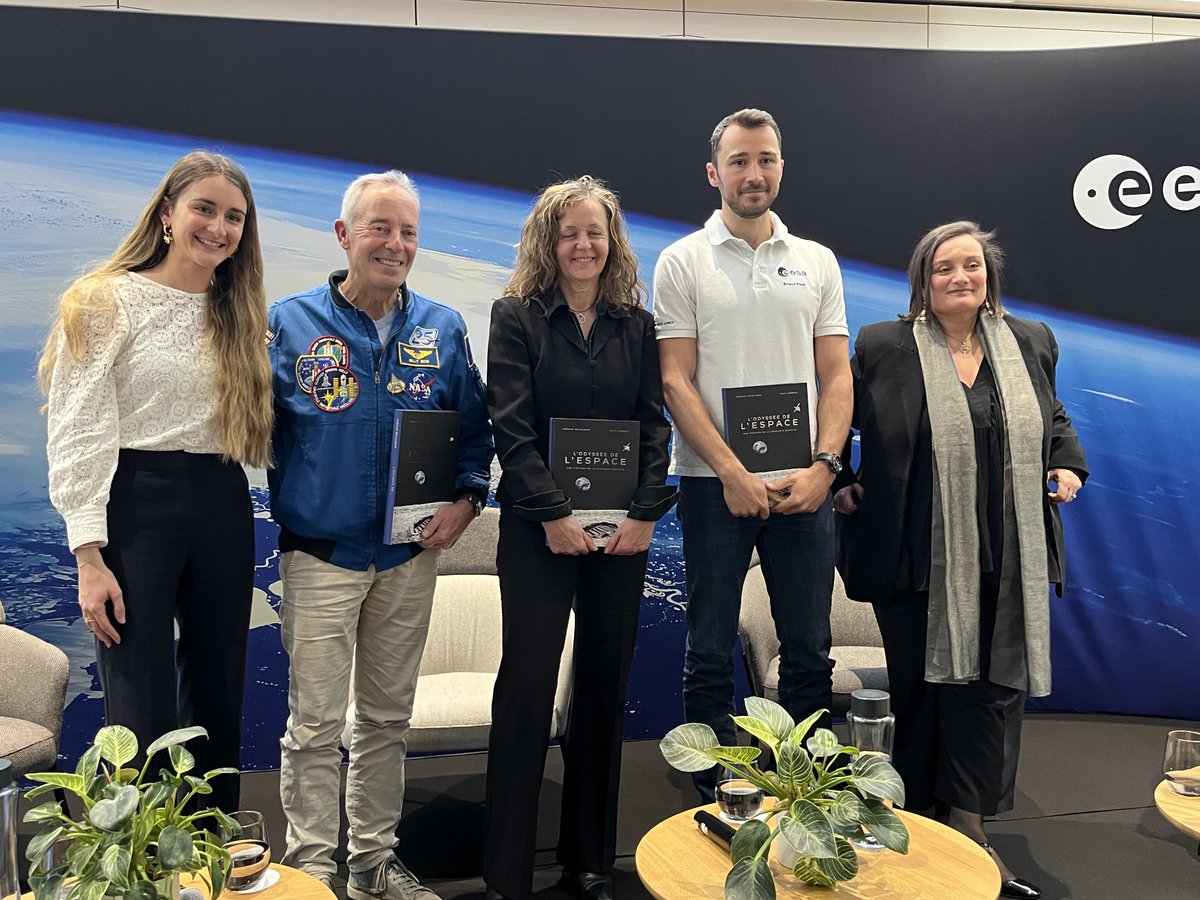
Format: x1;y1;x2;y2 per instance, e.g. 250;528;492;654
721;383;812;478
384;409;461;544
549;417;639;547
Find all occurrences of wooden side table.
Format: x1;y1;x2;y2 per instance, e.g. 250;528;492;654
182;863;335;900
1155;779;1200;846
635;805;1000;899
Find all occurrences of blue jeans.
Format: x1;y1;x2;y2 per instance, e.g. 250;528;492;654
677;476;835;799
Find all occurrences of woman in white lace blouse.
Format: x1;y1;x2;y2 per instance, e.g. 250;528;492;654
39;151;273;814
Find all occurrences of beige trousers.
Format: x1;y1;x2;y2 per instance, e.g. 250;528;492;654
278;549;439;876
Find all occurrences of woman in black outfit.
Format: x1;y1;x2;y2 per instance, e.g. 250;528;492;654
483;176;676;900
834;221;1087;900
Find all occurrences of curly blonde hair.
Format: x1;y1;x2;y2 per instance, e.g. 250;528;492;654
38;151;273;468
504;176;644;310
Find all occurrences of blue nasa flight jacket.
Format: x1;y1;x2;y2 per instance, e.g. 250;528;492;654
267;271;494;572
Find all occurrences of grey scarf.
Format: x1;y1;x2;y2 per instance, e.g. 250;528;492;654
915;314;1051;696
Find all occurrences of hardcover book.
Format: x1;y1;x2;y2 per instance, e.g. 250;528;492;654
549;417;639;548
384;409;461;544
721;383;812;480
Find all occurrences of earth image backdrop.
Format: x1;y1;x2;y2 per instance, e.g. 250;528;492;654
2;109;1196;770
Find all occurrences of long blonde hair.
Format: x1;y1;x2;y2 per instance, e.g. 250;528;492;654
504;176;644;310
38;151;273;468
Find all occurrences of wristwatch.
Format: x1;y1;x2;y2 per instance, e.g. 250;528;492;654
814;451;843;475
457;492;485;517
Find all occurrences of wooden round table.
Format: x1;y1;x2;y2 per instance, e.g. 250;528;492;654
182;863;335;900
636;805;1000;899
1155;779;1200;843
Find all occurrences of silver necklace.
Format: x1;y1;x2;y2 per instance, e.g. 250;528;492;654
568;300;598;325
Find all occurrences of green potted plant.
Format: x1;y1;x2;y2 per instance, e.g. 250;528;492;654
660;697;909;897
22;724;237;900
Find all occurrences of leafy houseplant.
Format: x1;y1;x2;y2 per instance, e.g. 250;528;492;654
660;697;909;898
23;725;238;900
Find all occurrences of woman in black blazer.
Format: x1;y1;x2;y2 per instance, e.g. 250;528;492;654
834;221;1087;900
482;177;675;900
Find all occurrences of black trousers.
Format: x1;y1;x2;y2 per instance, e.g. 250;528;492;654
872;582;1025;816
483;509;647;900
97;450;254;816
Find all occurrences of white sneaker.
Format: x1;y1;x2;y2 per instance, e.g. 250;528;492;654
347;857;440;900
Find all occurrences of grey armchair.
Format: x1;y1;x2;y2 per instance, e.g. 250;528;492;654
0;599;71;780
738;560;888;717
342;507;574;754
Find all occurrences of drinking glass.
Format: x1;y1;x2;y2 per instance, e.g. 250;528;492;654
715;778;764;823
222;810;272;891
1163;730;1200;796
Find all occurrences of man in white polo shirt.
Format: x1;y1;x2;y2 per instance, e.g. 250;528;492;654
654;108;853;800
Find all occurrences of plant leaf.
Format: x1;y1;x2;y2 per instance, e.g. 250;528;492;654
201;767;240;780
24;801;67;824
706;746;762;767
96;725;139;768
826;790;866;827
792;855;837;888
75;744;102;780
157;825;195;870
850;754;906;807
778;800;837;859
140;781;175;813
26;826;66;864
168;744;196;775
729;818;772;865
80;874;110;900
724;856;776;900
743;696;794;743
68;837;102;875
729;715;782;753
805;728;841;759
100;843;132;887
775;741;813;793
860;800;910;853
183;775;213;794
34;869;66;900
785;708;826;745
659;723;721;772
90;784;140;831
25;772;87;798
144;726;207;761
810;836;859;883
123;881;160;900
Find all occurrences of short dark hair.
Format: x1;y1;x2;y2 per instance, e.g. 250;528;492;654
710;108;782;163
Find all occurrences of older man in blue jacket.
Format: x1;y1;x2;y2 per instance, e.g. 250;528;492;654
268;170;493;900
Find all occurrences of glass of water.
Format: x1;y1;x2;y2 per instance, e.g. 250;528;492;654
715;778;765;823
1163;730;1200;796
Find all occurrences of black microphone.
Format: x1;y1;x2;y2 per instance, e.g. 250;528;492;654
694;809;736;850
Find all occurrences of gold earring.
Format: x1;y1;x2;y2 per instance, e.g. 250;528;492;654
162;223;173;246
984;295;996;317
916;300;927;323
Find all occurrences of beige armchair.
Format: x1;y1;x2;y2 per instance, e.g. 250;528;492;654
738;560;888;717
343;507;574;754
0;599;71;780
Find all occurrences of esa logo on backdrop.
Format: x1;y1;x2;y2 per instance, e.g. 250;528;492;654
1073;154;1200;230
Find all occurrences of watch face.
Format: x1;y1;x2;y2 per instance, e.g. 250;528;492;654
818;453;842;474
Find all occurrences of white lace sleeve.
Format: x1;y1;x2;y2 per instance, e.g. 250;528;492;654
46;292;131;552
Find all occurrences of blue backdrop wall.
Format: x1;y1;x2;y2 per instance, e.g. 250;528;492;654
0;8;1197;770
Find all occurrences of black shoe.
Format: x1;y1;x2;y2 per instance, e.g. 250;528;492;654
1000;878;1042;899
562;872;612;900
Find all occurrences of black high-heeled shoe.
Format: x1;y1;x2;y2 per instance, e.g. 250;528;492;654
978;842;1043;899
